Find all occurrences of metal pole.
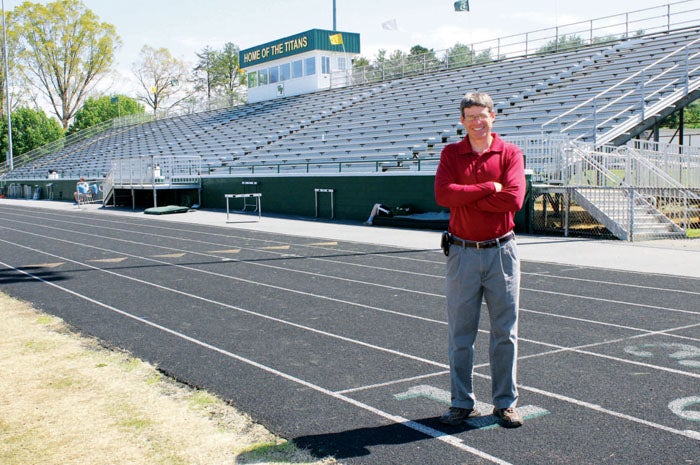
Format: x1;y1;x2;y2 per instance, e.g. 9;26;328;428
2;0;13;171
332;0;336;31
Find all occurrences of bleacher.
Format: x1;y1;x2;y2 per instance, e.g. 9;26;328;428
4;22;699;182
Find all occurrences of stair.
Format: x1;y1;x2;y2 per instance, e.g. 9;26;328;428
572;187;686;241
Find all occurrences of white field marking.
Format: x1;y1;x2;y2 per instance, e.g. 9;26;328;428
335;370;450;395
1;245;699;442
208;249;241;254
0;240;449;369
521;287;699;316
520;271;700;296
0;228;449;325
2;231;699;380
6;207;700;297
3;217;448;296
0;260;512;465
5;211;699;309
5;218;698;323
20;262;64;268
520;307;700;343
668;397;700;422
476;374;700;441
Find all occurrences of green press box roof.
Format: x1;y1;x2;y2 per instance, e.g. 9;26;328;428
240;29;360;68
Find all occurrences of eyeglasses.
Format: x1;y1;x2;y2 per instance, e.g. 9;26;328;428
463;113;492;122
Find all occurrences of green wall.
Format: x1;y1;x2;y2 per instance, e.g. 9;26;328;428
5;174;530;232
203;174;441;220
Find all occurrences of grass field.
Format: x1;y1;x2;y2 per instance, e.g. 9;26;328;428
0;292;336;465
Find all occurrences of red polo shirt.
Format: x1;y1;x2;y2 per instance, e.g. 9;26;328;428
434;133;526;242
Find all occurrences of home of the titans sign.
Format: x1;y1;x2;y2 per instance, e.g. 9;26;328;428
239;29;359;68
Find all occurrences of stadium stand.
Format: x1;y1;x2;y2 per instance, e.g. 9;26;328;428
2;4;699;241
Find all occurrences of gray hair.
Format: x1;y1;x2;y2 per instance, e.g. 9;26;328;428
460;91;494;115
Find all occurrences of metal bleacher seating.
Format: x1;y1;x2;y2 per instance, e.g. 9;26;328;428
5;24;699;180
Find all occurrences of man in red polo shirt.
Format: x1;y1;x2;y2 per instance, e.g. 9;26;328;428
434;91;526;428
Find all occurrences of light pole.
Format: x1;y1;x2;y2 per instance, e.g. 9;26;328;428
1;0;12;171
332;0;336;31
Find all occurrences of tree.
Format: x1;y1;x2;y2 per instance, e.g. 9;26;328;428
67;94;145;135
132;45;190;117
406;45;441;74
537;35;586;54
0;107;63;159
213;42;245;106
192;46;217;107
444;43;474;68
12;0;120;129
193;42;245;110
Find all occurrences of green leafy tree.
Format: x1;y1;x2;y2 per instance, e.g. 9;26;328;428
537;34;587;54
406;45;441;74
0;107;63;159
193;46;217;106
661;100;700;129
12;0;120;129
67;94;145;135
445;42;475;68
213;42;245;105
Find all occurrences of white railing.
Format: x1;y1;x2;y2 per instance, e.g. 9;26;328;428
349;0;700;85
541;36;700;145
110;156;202;187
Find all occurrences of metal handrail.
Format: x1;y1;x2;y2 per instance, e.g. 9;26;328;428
541;36;700;137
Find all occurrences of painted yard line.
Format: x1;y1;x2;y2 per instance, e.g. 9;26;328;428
0;260;512;465
1;242;698;441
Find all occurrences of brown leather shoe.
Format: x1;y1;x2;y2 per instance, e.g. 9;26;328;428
493;407;523;428
440;406;481;425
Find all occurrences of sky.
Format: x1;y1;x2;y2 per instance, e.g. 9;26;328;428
3;0;691;96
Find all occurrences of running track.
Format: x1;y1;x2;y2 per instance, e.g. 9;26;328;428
0;203;698;464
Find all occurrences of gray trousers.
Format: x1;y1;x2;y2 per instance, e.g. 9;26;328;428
445;237;520;410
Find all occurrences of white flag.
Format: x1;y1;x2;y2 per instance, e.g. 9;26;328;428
381;19;398;31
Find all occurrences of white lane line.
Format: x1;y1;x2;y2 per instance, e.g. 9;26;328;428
487;376;699;441
1;232;698;381
522;287;699;316
5;212;699;304
2;239;699;443
3;221;697;329
0;259;512;465
0;239;449;369
336;370;451;395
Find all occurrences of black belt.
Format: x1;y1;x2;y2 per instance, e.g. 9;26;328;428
449;232;514;249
